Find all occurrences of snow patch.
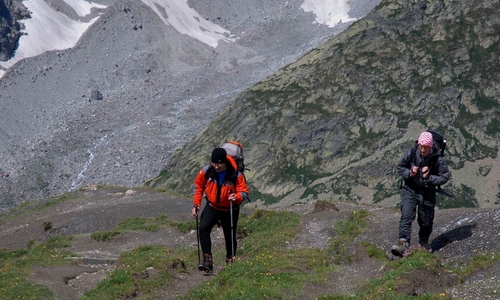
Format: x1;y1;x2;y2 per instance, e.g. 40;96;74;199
301;0;357;27
0;0;105;73
140;0;235;47
0;0;236;79
0;0;355;79
62;0;107;17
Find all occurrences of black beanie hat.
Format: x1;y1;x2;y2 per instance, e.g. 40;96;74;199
211;147;227;163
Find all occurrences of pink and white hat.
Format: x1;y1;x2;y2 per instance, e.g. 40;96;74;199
418;131;433;148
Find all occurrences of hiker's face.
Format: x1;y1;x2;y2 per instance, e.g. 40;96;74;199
419;144;431;157
211;162;227;172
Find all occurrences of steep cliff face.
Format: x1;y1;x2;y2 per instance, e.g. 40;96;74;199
150;0;500;208
0;0;29;61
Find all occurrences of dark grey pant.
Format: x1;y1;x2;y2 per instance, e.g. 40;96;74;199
398;186;436;245
199;203;239;259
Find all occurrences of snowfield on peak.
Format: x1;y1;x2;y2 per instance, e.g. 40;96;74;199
302;0;358;26
0;0;104;75
0;0;356;78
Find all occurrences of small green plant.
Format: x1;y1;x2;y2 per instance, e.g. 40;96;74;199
43;220;52;231
361;241;387;260
116;216;160;232
91;231;121;241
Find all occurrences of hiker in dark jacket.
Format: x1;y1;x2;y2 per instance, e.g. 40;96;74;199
191;147;249;271
391;131;451;256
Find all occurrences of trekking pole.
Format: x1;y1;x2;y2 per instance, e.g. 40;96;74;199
195;208;201;266
230;199;235;260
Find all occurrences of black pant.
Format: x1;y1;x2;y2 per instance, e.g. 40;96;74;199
398;186;436;244
199;203;239;259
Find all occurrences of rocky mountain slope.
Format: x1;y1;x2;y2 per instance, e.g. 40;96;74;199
0;0;29;61
150;0;500;209
0;0;380;210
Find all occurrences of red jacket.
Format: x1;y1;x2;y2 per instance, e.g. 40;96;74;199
193;156;249;210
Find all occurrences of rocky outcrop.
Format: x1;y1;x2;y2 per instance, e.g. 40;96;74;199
151;0;500;209
0;0;30;61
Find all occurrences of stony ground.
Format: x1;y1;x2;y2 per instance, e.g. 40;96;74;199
1;187;499;299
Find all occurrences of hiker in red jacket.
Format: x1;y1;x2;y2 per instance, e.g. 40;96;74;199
191;147;249;271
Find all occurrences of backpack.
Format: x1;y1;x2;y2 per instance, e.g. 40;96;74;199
221;140;251;202
221;140;248;174
426;129;446;157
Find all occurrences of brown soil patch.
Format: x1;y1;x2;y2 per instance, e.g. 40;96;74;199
396;266;460;296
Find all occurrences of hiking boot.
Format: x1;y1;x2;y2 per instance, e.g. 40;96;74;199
391;238;409;257
225;257;234;265
419;239;431;252
203;253;213;270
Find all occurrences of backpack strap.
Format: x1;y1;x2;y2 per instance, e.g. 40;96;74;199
400;144;418;189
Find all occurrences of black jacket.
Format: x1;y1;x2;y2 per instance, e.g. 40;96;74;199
397;146;451;191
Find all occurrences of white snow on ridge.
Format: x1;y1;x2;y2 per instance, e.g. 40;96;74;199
0;0;234;78
140;0;235;47
0;0;355;79
0;0;104;74
63;0;107;17
301;0;357;27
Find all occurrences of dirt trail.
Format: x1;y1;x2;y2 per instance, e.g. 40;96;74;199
1;187;499;299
